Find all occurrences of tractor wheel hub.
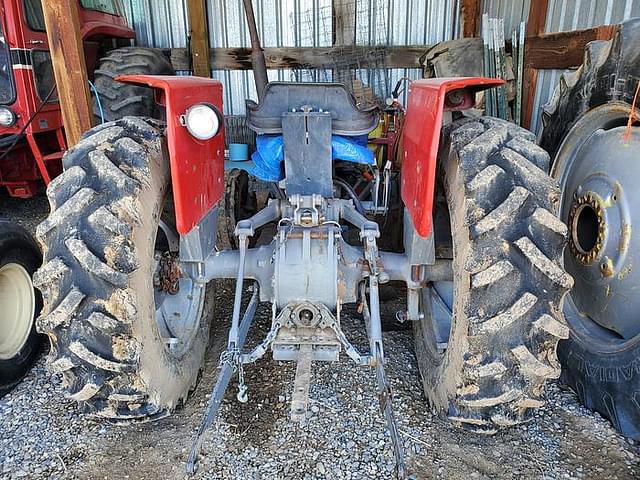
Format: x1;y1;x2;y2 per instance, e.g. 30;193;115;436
0;263;34;360
155;252;182;294
554;103;639;341
568;193;605;264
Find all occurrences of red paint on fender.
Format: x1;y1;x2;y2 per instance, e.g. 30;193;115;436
117;75;225;235
401;77;504;238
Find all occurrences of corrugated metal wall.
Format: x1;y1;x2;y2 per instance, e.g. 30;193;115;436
122;0;189;49
482;0;530;39
483;0;640;133
122;0;459;114
122;1;640;123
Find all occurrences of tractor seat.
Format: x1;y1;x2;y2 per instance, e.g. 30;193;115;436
246;82;379;137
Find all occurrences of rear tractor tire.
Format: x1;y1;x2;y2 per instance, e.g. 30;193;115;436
0;221;42;397
93;47;175;123
216;169;259;250
35;117;214;419
414;117;573;430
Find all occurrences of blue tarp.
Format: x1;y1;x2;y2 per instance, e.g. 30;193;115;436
247;134;374;182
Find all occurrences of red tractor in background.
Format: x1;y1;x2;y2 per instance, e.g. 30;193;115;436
0;0;173;395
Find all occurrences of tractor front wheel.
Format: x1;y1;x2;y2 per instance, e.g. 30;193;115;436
414;117;573;430
0;221;42;397
35;117;214;419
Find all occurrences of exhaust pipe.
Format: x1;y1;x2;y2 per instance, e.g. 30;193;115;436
242;0;269;101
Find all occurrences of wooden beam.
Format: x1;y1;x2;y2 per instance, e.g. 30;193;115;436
460;0;482;37
170;45;430;71
524;25;618;69
169;24;619;74
186;0;211;77
522;0;549;129
41;0;92;147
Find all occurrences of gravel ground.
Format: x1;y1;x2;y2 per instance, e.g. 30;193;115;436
1;196;639;480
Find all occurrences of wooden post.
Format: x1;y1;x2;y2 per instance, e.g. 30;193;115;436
332;0;357;85
460;0;481;38
332;0;357;46
41;0;92;147
522;0;549;130
186;0;211;77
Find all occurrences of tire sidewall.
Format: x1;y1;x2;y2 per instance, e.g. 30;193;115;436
557;334;640;438
541;20;640;162
414;145;472;410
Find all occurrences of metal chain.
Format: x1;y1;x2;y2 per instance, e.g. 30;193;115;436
240;319;283;364
328;318;367;365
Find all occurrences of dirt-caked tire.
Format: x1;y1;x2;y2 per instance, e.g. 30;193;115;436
414;117;573;431
0;221;42;397
540;19;640;440
93;47;174;123
34;117;214;420
216;169;258;250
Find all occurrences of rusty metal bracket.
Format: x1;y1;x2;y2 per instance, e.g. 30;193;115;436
290;344;313;422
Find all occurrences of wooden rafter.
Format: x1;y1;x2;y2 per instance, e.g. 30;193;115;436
169;45;430;71
524;25;618;69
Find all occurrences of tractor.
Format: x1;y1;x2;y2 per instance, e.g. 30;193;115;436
0;0;173;395
33;3;571;477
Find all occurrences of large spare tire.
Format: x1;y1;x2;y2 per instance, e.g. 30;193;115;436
93;47;175;123
540;19;640;439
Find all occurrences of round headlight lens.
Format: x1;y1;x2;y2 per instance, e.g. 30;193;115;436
0;108;16;127
183;104;221;140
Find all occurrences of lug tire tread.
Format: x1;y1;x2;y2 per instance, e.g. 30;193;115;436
35;117;199;421
414;117;571;429
93;47;174;123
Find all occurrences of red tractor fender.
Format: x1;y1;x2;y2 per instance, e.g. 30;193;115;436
401;77;505;238
117;75;225;235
